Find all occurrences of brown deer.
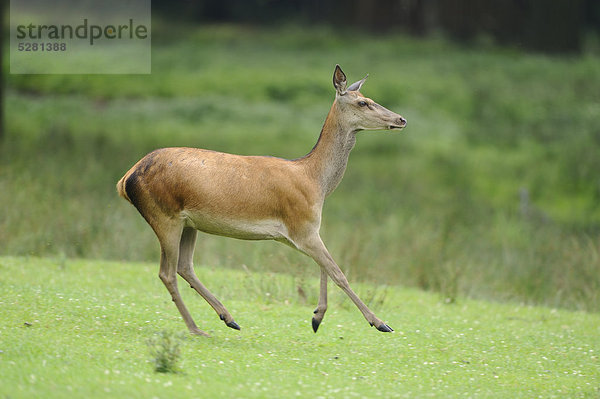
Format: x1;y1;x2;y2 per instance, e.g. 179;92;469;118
117;65;407;336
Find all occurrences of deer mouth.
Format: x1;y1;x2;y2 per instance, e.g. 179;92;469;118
389;117;407;130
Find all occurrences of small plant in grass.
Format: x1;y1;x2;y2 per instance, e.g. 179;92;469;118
147;330;183;374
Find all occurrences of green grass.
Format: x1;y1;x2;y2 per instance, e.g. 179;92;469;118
2;24;600;311
1;256;599;398
147;330;184;374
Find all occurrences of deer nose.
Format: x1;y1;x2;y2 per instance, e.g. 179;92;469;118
398;116;407;127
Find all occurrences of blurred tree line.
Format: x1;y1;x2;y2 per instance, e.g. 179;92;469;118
1;0;598;137
155;0;599;53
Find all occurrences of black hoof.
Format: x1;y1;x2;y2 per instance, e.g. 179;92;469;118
312;317;321;333
376;323;394;332
226;320;241;330
220;314;241;330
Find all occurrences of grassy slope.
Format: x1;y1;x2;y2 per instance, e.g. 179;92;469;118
1;256;598;398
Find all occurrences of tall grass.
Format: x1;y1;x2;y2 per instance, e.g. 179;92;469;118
1;24;599;311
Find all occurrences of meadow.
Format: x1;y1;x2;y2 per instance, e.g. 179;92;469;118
2;24;600;312
1;256;598;398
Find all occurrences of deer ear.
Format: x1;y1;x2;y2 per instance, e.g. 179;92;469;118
333;64;347;96
347;74;368;92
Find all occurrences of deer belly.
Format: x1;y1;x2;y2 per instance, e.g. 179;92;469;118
181;211;288;241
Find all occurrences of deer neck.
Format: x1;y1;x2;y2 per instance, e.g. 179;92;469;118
299;102;357;198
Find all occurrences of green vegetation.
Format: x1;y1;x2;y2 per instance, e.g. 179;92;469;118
1;256;598;398
2;25;599;311
147;330;184;374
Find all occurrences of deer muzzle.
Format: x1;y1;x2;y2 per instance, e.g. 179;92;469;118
389;116;407;130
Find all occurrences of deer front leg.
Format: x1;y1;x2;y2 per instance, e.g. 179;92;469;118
312;268;328;333
299;234;393;333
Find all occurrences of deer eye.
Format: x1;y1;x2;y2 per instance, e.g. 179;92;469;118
358;101;368;107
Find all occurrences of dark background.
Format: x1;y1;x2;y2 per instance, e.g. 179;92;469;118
1;0;599;134
155;0;599;53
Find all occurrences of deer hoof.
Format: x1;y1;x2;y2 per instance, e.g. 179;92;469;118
376;323;394;333
226;320;241;330
219;314;240;330
312;317;322;333
190;328;210;337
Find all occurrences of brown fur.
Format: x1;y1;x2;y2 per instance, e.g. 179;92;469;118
118;147;320;240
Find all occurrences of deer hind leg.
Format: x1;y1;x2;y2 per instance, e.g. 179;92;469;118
156;222;208;336
312;268;328;333
176;227;240;331
299;233;393;333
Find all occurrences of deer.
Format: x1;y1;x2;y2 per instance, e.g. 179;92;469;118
117;65;407;336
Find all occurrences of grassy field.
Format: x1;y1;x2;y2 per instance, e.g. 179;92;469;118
1;256;599;398
2;24;600;311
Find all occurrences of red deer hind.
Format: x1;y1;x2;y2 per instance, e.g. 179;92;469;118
117;65;407;335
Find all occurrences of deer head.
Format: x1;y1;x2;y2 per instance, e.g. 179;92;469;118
333;64;407;132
